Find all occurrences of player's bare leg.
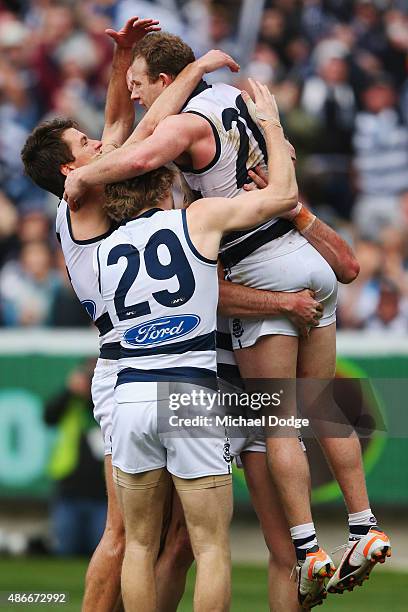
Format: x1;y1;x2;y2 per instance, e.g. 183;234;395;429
174;475;233;612
156;489;194;612
114;467;170;612
297;324;391;592
297;324;370;514
235;335;313;528
82;455;124;612
241;451;300;612
235;335;334;608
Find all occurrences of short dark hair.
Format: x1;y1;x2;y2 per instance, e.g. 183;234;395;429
104;167;175;221
21;118;76;198
133;32;195;82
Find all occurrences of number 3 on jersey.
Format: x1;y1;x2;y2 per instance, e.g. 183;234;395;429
105;229;196;321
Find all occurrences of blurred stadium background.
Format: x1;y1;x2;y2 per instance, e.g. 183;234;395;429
0;0;408;609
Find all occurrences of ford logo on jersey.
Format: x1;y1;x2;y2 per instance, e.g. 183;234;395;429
124;315;201;347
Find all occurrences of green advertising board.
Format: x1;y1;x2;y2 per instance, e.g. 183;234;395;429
0;331;407;506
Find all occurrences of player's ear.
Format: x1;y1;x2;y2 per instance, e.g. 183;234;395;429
158;72;173;88
60;163;75;177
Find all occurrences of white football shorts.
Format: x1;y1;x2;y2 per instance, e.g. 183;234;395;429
91;358;118;455
228;240;337;349
112;381;232;479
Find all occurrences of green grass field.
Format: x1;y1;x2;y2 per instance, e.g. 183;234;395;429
0;557;405;611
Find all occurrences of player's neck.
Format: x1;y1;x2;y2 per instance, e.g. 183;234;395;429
81;185;105;209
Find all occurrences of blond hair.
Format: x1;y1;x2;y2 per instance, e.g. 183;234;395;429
104;167;175;222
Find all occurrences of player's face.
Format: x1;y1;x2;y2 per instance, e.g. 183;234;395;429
128;58;167;109
62;128;103;167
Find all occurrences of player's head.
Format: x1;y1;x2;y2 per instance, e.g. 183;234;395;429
21;118;102;198
104;166;175;221
128;32;195;109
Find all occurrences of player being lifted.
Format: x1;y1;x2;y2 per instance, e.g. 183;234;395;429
95;80;298;612
21;18;242;612
63;32;390;609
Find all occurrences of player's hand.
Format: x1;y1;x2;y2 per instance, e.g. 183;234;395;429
281;289;323;330
63;168;87;211
243;79;281;129
243;165;268;191
243;137;295;193
196;49;240;74
286;139;297;163
105;16;160;49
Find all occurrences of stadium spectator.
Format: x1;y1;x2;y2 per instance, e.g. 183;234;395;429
364;278;408;332
352;76;408;238
0;240;61;326
44;361;106;556
0;190;18;269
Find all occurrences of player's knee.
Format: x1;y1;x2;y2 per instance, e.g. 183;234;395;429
166;525;194;569
194;537;229;563
268;547;296;572
84;526;125;590
102;521;126;561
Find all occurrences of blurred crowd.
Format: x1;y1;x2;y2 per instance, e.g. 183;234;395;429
0;0;408;331
44;360;106;556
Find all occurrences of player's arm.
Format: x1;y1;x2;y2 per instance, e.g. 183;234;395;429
64;52;238;205
125;49;240;145
245;166;360;284
291;207;360;284
217;263;323;328
101;17;161;149
64;113;209;206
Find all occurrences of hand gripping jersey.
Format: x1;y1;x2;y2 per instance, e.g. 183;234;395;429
56;199;120;358
95;208;218;386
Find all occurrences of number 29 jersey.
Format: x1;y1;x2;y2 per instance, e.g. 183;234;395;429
95;208;218;385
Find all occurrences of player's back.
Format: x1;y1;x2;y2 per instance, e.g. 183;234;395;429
181;82;305;263
56;198;120;357
96;207;219;386
181;82;266;199
181;82;305;381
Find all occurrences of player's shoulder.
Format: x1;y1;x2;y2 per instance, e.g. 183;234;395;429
185;82;241;106
159;113;212;144
97;223;124;255
55;197;66;219
151;207;183;226
188;196;226;219
212;82;241;95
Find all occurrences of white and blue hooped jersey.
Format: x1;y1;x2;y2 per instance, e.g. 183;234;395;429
56;199;120;358
95;208;218;386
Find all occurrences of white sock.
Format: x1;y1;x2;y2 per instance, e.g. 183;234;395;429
290;522;318;562
348;508;377;542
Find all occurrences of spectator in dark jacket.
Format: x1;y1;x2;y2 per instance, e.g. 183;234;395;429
44;361;106;556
